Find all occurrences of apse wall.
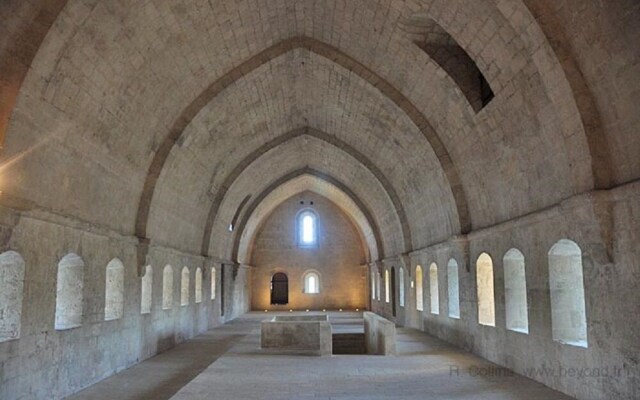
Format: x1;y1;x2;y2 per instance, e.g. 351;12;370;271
0;206;250;400
372;181;640;400
251;192;367;311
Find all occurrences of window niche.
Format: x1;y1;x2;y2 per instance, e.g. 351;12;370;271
162;265;173;310
104;258;124;321
476;253;495;327
416;265;424;311
181;267;190;306
297;210;318;248
504;249;529;334
384;269;390;303
549;239;588;347
211;266;216;300
55;253;85;330
303;271;320;294
429;263;439;315
399;267;405;308
195;267;203;303
141;265;153;314
0;251;25;342
447;259;460;319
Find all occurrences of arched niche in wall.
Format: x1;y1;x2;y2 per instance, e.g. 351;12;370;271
476;253;495;327
504;248;528;333
55;253;85;330
447;258;460;319
141;265;153;314
104;258;125;321
195;267;203;304
548;239;588;347
429;263;439;315
0;251;25;342
162;265;173;310
415;265;424;312
181;267;190;307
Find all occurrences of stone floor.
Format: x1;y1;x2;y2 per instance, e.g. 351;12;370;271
69;312;574;400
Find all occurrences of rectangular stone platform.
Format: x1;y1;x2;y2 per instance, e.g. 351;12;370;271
260;314;332;356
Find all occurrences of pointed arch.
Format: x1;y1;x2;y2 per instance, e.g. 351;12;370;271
135;36;472;257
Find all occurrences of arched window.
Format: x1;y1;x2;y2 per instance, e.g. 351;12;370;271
141;265;152;314
476;253;495;326
211;266;216;300
416;265;424;311
399;267;405;307
429;263;439;315
181;267;190;306
297;210;318;247
384;269;390;303
504;249;528;333
303;271;320;294
104;258;124;321
376;271;381;301
195;267;203;303
371;269;375;299
0;251;25;342
55;253;84;330
549;239;587;347
162;265;173;310
447;259;460;319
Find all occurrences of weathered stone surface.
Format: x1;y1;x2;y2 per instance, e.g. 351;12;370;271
0;1;638;399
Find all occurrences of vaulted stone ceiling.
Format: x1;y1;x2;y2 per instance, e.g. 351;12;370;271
1;0;638;265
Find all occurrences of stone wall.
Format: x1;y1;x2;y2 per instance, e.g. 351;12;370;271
251;192;367;311
372;182;640;400
0;206;249;400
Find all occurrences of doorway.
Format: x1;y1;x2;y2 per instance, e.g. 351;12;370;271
271;272;289;305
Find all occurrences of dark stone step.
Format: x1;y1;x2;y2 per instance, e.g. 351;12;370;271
332;333;365;355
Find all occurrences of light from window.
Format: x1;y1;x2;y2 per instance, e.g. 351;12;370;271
429;263;439;315
141;265;152;314
309;276;316;292
302;216;314;243
399;268;405;307
447;259;460;319
371;270;375;299
304;272;320;294
549;239;587;347
55;253;85;330
504;249;528;333
298;211;317;246
181;267;190;306
384;270;390;303
416;265;424;311
476;253;495;326
211;266;216;300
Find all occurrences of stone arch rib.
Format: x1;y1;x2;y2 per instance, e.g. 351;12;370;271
0;0;70;147
134;35;472;250
230;167;384;262
200;126;412;256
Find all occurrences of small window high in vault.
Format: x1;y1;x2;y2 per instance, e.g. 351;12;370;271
297;210;318;247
